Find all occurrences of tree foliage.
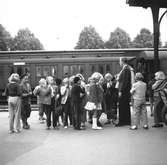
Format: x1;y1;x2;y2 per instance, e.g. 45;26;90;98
11;28;44;50
132;28;153;48
105;27;131;48
75;25;104;49
163;42;167;48
0;24;13;51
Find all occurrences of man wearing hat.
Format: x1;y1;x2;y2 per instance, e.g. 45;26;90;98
116;57;132;126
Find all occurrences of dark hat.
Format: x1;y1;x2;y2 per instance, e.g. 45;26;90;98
55;78;62;86
73;76;80;84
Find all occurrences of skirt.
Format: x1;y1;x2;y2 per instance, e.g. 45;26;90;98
84;102;102;111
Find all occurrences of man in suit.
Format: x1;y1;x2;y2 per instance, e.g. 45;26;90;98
116;57;132;126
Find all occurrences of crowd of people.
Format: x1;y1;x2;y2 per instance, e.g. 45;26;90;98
4;57;167;134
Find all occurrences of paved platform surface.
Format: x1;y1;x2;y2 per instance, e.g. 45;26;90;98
0;109;167;165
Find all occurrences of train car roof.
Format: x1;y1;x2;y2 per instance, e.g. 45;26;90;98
0;48;151;54
0;48;158;57
0;48;142;60
139;50;167;59
0;48;167;60
0;56;135;64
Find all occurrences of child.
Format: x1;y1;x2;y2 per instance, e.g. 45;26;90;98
33;78;52;129
85;72;103;130
61;78;72;128
46;76;60;129
130;72;149;130
103;73;118;125
71;76;85;130
147;75;155;116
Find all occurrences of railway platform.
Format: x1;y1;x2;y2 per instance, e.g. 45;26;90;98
0;107;167;165
0;104;38;112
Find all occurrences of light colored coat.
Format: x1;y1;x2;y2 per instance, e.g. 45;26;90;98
60;85;71;104
130;81;146;101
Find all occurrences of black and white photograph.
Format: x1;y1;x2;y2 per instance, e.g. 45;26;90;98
0;0;167;165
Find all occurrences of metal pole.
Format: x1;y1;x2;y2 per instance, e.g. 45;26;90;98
151;6;160;72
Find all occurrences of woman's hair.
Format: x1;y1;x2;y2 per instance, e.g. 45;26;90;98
155;71;165;80
8;73;20;83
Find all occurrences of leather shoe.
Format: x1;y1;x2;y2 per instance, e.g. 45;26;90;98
152;123;163;128
115;123;123;127
143;125;149;129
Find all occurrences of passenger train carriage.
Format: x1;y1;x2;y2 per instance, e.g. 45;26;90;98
0;48;167;92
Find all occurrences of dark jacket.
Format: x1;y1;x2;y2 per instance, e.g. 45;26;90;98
71;84;85;103
5;82;22;97
118;65;131;93
89;83;103;105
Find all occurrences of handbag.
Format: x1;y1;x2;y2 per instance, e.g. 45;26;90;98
99;113;108;125
55;99;62;115
55;105;62;115
84;101;96;111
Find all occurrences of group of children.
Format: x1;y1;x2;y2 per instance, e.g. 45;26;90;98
5;69;167;133
32;72;118;130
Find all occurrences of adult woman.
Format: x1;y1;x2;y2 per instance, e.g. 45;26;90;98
5;73;22;133
152;71;166;127
20;74;32;129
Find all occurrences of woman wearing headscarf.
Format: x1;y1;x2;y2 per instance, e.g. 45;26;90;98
5;73;22;133
152;71;166;127
20;74;32;129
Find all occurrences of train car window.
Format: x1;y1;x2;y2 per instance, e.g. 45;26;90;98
51;66;57;77
98;64;104;75
70;65;77;75
17;67;23;76
90;65;96;74
106;64;111;73
78;65;84;74
9;66;14;75
115;62;121;74
43;66;50;77
36;66;42;77
63;65;69;77
24;67;30;74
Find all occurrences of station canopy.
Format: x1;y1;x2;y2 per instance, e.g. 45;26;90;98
126;0;167;8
